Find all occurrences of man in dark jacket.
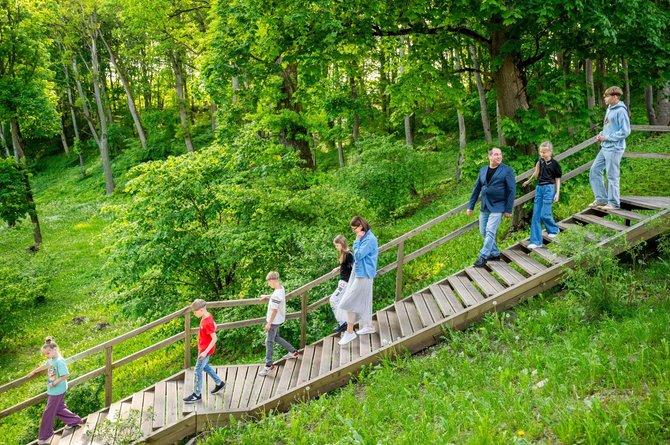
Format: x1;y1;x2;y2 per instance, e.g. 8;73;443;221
466;147;516;267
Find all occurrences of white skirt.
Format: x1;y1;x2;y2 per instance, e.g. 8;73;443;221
337;275;373;325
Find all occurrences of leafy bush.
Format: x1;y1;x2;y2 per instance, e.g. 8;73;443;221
0;158;34;226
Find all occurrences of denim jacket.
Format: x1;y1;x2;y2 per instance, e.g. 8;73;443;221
353;230;378;278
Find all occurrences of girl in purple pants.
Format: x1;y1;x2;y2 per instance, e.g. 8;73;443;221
28;337;83;444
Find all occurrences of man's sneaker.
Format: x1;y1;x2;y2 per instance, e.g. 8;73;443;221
282;351;299;360
601;204;620;211
338;331;357;345
527;243;541;249
210;381;225;394
357;326;376;335
589;200;607;208
487;254;501;261
183;393;201;403
259;365;275;377
473;256;487;268
547;231;559;239
332;322;348;333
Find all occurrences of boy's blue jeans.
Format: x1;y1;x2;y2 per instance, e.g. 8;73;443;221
530;184;559;245
590;149;624;207
479;211;503;259
194;354;221;396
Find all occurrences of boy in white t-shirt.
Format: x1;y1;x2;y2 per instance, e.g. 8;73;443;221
259;271;299;376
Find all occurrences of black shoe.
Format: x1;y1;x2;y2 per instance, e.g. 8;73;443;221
183;393;201;403
211;381;225;394
473;256;487;267
488;254;501;261
332;322;348;333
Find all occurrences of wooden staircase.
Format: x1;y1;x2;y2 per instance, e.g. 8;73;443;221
36;196;670;444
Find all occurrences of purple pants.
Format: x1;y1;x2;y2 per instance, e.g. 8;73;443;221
39;393;82;441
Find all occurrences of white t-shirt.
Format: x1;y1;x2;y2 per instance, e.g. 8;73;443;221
266;286;286;324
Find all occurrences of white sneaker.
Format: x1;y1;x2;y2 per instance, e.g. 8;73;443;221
357;326;376;335
601;205;620;211
527;243;540;249
338;331;357;345
589;200;607;208
547;232;559;239
258;365;275;377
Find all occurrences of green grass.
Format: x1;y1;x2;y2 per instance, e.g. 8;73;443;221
202;254;670;444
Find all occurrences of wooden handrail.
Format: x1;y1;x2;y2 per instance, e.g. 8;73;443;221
2;126;667;421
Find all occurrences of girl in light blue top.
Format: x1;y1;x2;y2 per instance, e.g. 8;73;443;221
28;337;83;444
338;216;379;345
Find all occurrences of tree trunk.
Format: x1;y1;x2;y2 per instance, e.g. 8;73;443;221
622;58;631;115
232;75;240;102
596;56;606;108
90;26;115;195
59;117;70;155
399;40;412;148
453;49;467;182
469;45;492;144
349;75;360;147
585;58;595;111
337;138;344;168
10;118;24;162
646;85;657;125
72;58;102;149
656;83;670;126
0;122;10;158
171;51;195;153
210;100;217;131
277;63;313;166
63;65;85;171
495;100;505;146
561;51;576;136
100;33;147;149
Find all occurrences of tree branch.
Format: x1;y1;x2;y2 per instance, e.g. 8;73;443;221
371;23;490;45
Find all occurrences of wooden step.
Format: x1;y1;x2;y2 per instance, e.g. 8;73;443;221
620;195;670;210
420;292;444;324
394;301;414;337
376;310;393;347
594;207;647;222
521;242;568;264
411;294;435;327
447;275;484;306
401;300;425;333
573;212;628;231
486;260;526;286
464;267;506;296
296;345;317;385
386;308;402;341
503;248;547;275
319;336;336;375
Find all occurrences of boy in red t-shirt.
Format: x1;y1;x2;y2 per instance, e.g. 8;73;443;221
183;299;225;403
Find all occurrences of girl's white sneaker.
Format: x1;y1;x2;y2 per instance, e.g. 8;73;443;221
338;331;357;345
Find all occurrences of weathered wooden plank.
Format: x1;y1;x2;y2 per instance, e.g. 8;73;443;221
289;355;304;390
377;310;393;347
574;212;628;231
88;411;108;445
140;391;155;439
130;392;144;418
621;195;670;210
237;366;258;411
165;381;179;425
230;365;248;410
223;366;238;411
119;401;132;422
152;381;166;429
247;366;266;407
331;336;341;369
503;248;547;275
264;363;283;399
524;244;569;264
595;207;647;221
435;284;463;313
358;331;371;357
411;294;434;327
386;308;403;341
370;331;381;352
402;300;424;333
339;336;352;367
394;301;414;337
447;276;482;306
421;292;444;324
428;285;456;318
80;412;101;445
297;345;316;385
67;416;88;445
465;267;506;296
181;369;195;414
319;337;334;375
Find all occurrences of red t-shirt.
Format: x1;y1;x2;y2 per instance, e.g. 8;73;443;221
198;314;216;355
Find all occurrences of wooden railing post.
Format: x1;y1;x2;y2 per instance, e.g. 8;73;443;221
300;292;308;348
184;309;191;369
395;240;405;301
104;346;113;406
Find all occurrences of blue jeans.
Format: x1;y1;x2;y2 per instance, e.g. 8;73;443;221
479;211;503;258
530;184;559;245
193;354;221;396
590;149;624;207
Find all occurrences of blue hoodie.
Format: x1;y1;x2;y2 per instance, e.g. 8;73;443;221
600;102;631;152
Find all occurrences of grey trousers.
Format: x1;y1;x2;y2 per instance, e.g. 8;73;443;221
265;324;296;366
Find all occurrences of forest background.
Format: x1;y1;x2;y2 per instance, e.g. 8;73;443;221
1;0;670;443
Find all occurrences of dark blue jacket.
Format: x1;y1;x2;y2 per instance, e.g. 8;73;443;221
468;164;516;214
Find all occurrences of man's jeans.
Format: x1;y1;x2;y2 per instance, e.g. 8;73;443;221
590;149;624;207
479;211;503;258
530;184;559;245
194;354;221;396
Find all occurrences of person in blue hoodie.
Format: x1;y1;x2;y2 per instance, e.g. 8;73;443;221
337;216;378;345
590;86;631;210
466;147;516;268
